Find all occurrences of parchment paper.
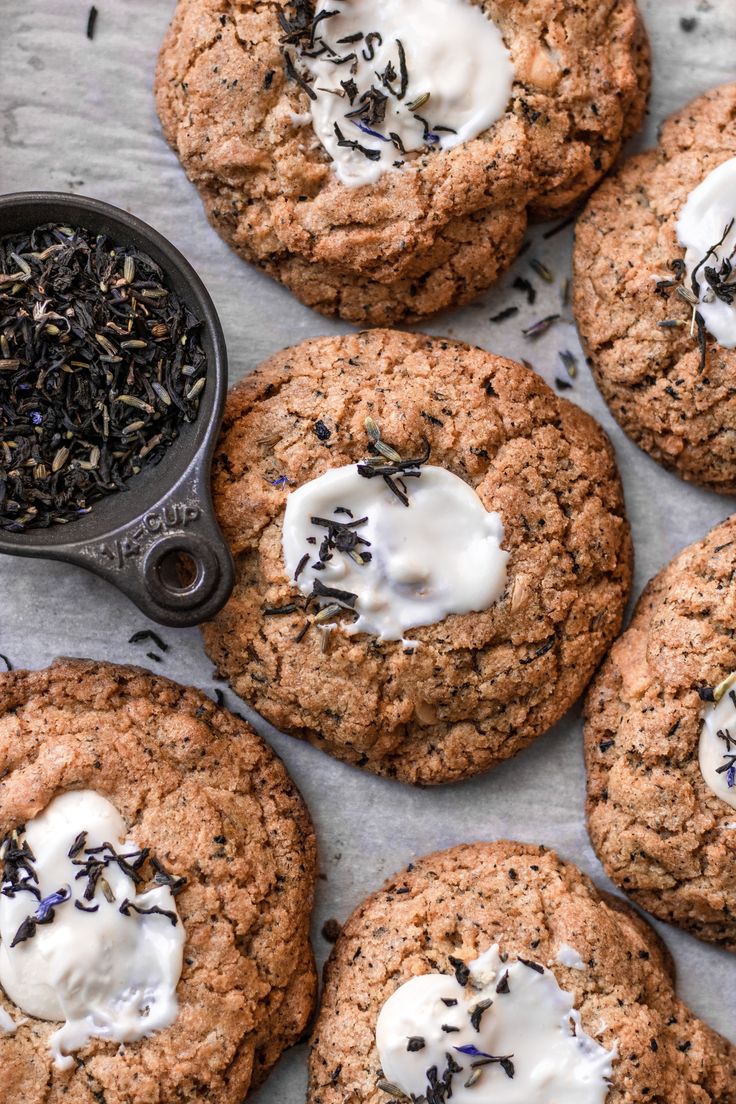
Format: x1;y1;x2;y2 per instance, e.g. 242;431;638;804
1;3;735;1100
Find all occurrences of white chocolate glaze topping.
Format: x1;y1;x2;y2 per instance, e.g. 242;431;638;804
289;0;515;186
555;943;586;971
0;790;185;1068
676;157;736;347
376;945;615;1103
699;672;736;810
282;461;508;641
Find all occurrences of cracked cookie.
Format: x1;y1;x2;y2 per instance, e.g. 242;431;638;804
574;83;736;494
0;658;317;1103
155;0;650;324
201;329;632;785
308;841;736;1103
585;515;736;950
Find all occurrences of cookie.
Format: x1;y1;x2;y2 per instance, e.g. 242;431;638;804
573;83;736;494
202;329;632;785
155;0;649;325
308;841;736;1103
0;659;317;1103
585;515;736;949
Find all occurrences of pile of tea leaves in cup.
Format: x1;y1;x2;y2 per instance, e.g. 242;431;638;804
0;223;207;531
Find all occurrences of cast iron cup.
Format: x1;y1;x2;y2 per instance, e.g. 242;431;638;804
0;192;234;627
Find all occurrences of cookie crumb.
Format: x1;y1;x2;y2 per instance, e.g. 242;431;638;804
321;917;342;943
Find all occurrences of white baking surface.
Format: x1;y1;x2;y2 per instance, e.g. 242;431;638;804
1;2;735;1099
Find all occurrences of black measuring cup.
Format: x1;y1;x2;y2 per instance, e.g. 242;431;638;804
0;193;234;627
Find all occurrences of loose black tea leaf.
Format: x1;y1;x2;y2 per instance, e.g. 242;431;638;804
559;349;578;377
129;629;169;652
119;898;179;925
10;914;36;947
500;1056;515;1079
690;220;734;300
448;955;470;987
694;310;708;373
518;957;545;973
68;831;87;859
75;899;100;913
334;122;381;161
561;276;571;308
310;577;359;608
0;223;207;531
522;314;560;339
295;552;311;579
1;829;40;909
520;634;556;665
495;970;510;994
346;85;388;127
86;5;98;39
264;603;300;616
490;306;519;323
530;258;554;283
150;856;188;897
470;997;492;1031
512;275;536;305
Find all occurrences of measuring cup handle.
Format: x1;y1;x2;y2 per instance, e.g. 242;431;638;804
69;468;234;627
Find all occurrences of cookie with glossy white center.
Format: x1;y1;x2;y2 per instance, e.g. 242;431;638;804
308;842;736;1103
585;515;736;949
0;659;317;1103
0;789;186;1069
202;329;632;785
574;83;736;493
155;0;649;324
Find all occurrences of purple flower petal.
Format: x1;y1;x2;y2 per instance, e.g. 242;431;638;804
351;120;391;142
34;884;71;923
454;1044;493;1058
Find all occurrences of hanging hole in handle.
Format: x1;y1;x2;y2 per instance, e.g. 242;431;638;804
143;533;221;611
158;549;199;591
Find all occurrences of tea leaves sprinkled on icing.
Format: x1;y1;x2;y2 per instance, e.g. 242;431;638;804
699;672;736;810
279;0;514;186
676;157;736;350
281;422;508;642
375;944;615;1102
0;790;185;1068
